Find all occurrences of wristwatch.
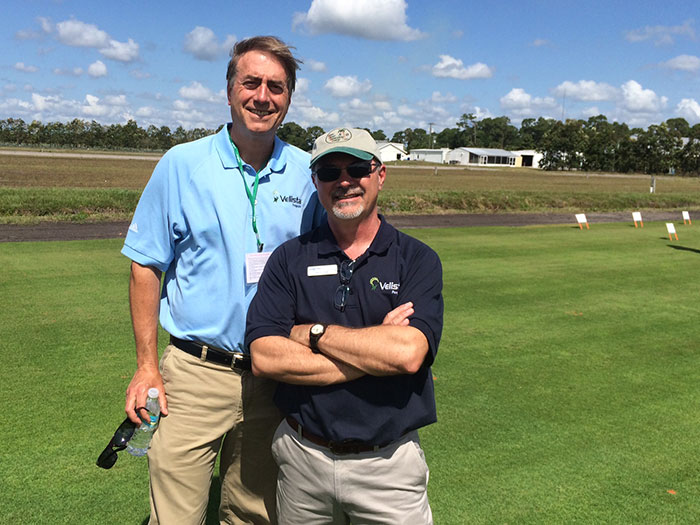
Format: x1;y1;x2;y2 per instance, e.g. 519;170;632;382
309;323;327;353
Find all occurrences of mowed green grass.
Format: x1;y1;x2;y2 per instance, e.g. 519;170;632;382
1;221;699;523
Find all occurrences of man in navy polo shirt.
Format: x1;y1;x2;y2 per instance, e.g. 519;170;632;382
245;127;443;524
121;36;323;524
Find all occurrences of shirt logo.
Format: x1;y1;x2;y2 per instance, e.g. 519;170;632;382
370;277;399;294
128;222;139;233
272;190;302;207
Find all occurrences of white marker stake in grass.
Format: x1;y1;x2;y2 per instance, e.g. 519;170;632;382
575;214;589;230
666;223;678;241
632;211;643;228
682;211;691;225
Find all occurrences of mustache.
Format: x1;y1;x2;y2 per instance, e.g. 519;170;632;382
332;187;364;199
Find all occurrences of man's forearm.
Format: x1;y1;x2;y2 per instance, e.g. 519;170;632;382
250;335;365;385
294;323;429;376
129;262;162;368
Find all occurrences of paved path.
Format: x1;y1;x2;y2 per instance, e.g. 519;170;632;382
0;211;692;242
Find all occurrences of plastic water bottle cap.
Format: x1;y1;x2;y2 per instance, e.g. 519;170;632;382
147;387;159;398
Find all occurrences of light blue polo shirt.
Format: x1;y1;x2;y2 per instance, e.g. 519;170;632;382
122;124;322;352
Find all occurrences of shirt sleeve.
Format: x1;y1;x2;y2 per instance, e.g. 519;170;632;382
244;243;297;348
121;153;181;271
399;242;444;367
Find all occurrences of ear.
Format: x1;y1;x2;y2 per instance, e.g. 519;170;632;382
312;173;319;190
376;164;387;190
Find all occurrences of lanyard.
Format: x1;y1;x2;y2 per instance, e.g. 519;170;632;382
229;135;264;252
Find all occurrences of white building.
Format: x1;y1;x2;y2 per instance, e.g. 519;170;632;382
410;148;451;163
446;147;516;166
512;150;544;168
376;142;408;163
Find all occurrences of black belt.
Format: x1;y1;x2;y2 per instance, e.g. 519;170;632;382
170;336;251;371
286;416;389;455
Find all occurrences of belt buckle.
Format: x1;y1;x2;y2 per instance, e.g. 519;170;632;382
230;353;246;371
328;439;360;455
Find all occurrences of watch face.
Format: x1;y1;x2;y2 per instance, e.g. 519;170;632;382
311;324;324;336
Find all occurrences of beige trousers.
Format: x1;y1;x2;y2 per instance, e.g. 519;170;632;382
271;419;433;525
147;345;282;525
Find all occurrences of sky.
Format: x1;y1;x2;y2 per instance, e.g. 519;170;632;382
2;0;700;137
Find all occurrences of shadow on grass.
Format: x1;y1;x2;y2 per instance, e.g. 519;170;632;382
140;476;221;525
668;244;700;254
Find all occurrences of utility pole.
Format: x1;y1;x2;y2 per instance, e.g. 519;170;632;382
429;122;435;148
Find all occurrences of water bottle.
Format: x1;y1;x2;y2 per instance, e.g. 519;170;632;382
126;388;161;457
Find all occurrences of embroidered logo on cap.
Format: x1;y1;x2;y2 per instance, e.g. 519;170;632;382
325;128;352;144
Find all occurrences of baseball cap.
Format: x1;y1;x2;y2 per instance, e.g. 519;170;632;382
310;127;381;167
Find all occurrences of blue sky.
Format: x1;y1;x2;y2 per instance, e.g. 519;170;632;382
2;0;699;136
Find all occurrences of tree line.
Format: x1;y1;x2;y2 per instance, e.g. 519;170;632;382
1;115;699;175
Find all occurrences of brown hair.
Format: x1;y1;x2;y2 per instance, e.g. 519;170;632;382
226;36;301;94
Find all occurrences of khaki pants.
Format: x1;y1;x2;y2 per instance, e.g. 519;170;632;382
147;345;282;525
271;419;433;525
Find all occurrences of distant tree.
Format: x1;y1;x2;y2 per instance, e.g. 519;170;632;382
456;113;477;146
519;117;556;150
277;122;308;150
539;119;586;170
633;123;683;174
475;116;519;149
678;138;700;175
305;125;325;150
665;117;690;138
434;127;463;149
371;129;386;141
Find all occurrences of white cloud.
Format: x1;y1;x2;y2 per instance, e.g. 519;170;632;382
431;91;457;103
83;94;109;116
100;38;139;62
53;67;84;76
663;54;700;72
324;76;372;98
14;62;39;73
620;80;667;113
56;19;109;47
676;98;700;123
293;0;425;41
183;26;236;61
295;78;310;95
130;69;152;79
287;93;341;130
500;88;558;117
15;29;41;40
306;59;327;72
135;106;155;118
625;19;695;46
105;94;127;106
88;60;108;78
552;80;617;102
531;38;550;47
178;82;225;104
432;55;493;80
38;17;53;34
51;18;139;62
173;100;191;111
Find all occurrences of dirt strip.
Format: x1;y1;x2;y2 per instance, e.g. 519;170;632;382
0;211;691;243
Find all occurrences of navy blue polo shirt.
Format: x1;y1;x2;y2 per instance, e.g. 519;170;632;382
245;215;443;444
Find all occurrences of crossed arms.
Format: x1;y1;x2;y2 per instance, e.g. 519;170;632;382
249;302;430;385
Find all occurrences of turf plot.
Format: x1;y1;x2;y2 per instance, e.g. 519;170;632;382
0;221;699;523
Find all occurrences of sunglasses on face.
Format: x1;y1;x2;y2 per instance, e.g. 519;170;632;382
314;162;378;183
96;417;138;469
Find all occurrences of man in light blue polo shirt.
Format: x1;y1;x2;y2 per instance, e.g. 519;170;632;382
121;36;322;525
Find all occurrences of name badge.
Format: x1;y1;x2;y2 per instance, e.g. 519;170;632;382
246;252;272;284
307;264;338;277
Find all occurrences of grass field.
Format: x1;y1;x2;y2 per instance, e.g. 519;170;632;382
2;152;700;223
2;221;699;523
